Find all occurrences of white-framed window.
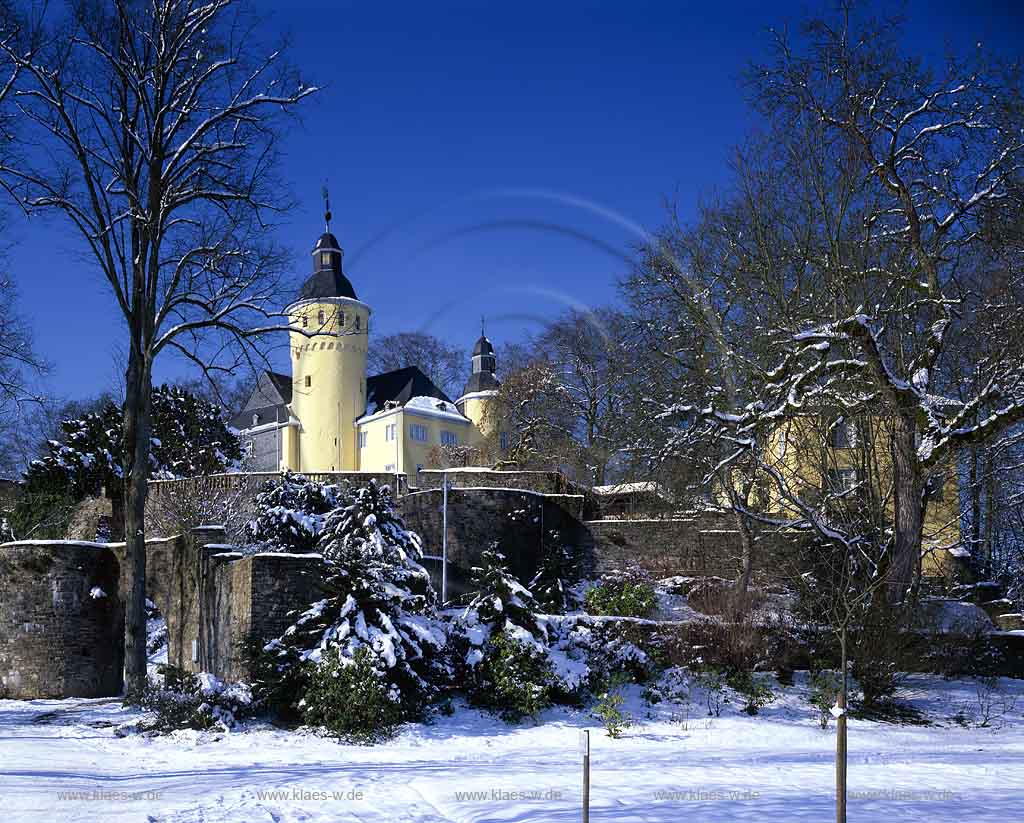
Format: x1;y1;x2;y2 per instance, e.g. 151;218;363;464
440;430;457;446
358;431;368;448
251;413;260;427
385;423;396;442
410;424;428;442
244;439;254;457
500;431;509;451
831;418;858;448
828;468;859;492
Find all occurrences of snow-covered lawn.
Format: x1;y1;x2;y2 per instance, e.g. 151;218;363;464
2;674;1021;822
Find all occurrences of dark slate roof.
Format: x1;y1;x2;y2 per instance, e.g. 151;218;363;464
297;268;358;301
472;335;495;357
462;370;500;395
365;366;453;415
314;232;342;251
231;370;292;430
297;231;358;301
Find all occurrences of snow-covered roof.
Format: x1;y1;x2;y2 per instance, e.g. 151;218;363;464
592;482;669;497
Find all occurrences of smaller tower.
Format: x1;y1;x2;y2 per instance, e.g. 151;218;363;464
457;319;501;439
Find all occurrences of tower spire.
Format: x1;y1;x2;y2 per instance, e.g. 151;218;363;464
322;184;332;232
481;314;486;338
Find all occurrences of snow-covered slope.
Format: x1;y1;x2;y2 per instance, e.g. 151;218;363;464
2;674;1021;822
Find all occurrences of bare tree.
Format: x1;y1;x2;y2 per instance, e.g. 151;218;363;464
0;0;316;693
368;331;467;398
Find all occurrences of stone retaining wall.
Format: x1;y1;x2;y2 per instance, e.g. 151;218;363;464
583;516;801;582
0;541;123;698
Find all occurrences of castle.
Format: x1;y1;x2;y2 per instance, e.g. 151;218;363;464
232;207;507;476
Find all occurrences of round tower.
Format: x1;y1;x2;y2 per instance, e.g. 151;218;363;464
456;325;501;439
287;204;371;472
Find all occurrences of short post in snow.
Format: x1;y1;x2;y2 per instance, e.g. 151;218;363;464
580;729;590;823
441;470;449;605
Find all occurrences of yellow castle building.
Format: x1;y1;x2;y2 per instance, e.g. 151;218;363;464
232;213;506;479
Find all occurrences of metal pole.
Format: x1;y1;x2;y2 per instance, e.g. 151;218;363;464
836;626;848;823
442;471;449;604
581;730;590;823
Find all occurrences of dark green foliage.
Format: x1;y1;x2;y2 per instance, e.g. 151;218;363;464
584;565;657;618
470;629;554;722
10;385;240;539
254;481;444;737
301;647;405;743
726;670;776;715
244;472;338;553
468;547;548;641
529;528;585;613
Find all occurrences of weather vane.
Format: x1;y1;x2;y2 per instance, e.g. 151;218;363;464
322;183;332;232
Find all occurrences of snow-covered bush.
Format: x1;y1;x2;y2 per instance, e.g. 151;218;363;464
254;481;446;737
134;665;252;733
300;647;406;743
244;472;339;553
583;564;657;618
456;548;557;721
726;670;776;715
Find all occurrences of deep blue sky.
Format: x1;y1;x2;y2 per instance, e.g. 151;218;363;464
9;0;1023;403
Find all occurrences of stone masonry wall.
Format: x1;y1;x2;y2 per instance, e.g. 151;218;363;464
584;516;801;582
400;488;590;598
0;542;124;699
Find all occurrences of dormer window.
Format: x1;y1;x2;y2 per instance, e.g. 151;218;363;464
252;413;260;427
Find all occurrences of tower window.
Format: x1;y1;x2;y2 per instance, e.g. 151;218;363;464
338;311;345;329
305;375;311;388
355;315;361;331
302;314;308;329
359;431;368;448
385;423;396;441
320;251;331;267
318;310;325;325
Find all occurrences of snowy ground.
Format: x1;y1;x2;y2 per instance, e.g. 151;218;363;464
2;674;1022;822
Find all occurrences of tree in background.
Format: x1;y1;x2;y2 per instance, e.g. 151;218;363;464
0;274;46;479
368;332;467;398
11;385;241;538
0;0;315;693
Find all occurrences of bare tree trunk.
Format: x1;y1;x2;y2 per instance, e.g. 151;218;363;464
123;345;153;697
890;415;925;601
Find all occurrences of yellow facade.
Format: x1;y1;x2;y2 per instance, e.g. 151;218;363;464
287;296;371;472
753;415;961;553
356;404;475;478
